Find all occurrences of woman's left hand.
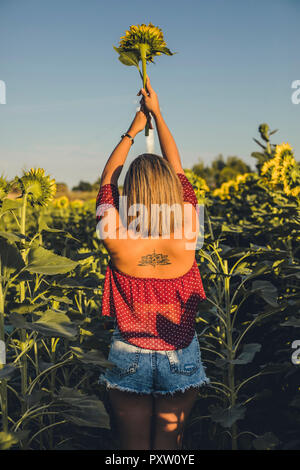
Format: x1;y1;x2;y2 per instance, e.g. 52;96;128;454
128;98;153;136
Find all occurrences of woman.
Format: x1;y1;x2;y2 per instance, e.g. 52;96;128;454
96;76;210;450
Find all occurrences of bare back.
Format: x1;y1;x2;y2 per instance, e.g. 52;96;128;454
104;202;199;279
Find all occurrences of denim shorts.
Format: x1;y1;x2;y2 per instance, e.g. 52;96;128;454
99;325;210;396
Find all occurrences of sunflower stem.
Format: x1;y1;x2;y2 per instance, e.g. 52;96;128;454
139;43;150;137
19;193;28;412
0;266;8;433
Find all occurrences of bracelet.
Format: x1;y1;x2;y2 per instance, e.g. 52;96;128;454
121;132;134;145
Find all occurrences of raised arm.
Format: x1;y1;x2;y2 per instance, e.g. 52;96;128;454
100;105;152;187
139;76;184;174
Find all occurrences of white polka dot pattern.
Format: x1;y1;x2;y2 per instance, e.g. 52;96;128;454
95;173;207;351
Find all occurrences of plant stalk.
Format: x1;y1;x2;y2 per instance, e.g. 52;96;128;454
0;270;8;433
139;43;150;137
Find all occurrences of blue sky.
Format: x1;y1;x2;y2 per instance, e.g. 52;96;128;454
0;0;299;188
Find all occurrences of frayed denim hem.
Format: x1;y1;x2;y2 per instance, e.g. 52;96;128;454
152;377;211;397
99;376;210;396
99;377;153;395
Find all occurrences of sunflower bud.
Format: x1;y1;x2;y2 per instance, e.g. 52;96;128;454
259;123;270;142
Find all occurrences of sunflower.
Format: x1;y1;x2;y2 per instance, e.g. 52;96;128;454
114;23;175;136
183;169;210;204
235;173;259;185
213;180;238;200
281;157;300;198
16;168;56;207
274;142;293;160
53;195;69;209
70;199;84;209
260;159;275;177
116;23;173;64
260;143;300;198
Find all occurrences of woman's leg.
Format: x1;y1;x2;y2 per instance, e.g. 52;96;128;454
108;389;153;450
152;387;198;450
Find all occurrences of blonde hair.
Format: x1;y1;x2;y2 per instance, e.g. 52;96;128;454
122;154;184;237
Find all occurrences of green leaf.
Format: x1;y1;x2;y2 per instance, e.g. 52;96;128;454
232;343;261;365
31;310;78;338
38;220;81;242
118;51;140;67
221;223;243;233
26;246;78;275
251;152;266;163
56;386;110;429
9;301;47;314
0;199;21;213
157;46;176;56
0;231;29;243
211;403;246;428
0;238;25;283
70;346;114;368
253;138;266;150
113;46;122;54
253;432;280;450
280;316;300;327
9;310;78;339
251;280;278;307
0;365;16;379
233;262;252;275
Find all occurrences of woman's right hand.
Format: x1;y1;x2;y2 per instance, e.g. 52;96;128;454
137;75;161;118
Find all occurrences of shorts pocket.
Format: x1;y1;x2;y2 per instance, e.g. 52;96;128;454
107;337;141;377
165;334;201;376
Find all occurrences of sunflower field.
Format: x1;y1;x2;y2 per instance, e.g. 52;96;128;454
0;124;299;450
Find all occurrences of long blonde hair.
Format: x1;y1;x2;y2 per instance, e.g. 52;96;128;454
122;154;184;237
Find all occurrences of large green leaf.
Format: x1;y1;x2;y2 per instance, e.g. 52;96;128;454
0;238;25;283
26;246;78;275
211;403;246;428
118;51;140;67
232;343;262;365
154;46;176;56
32;310;78;338
0;199;21;213
0;231;29;243
56;386;110;429
38;220;81;242
9;310;78;339
252;432;280;450
9;301;47;314
70;346;114;368
214;343;262;367
0;364;16;379
251;280;278;307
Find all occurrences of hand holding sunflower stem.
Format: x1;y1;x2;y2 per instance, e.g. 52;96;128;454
128;100;154;136
138;75;161;119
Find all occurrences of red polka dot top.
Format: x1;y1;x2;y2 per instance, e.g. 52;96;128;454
95;172;206;350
